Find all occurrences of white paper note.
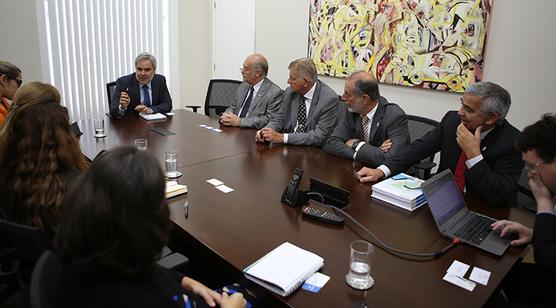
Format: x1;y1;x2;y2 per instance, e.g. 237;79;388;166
447;260;470;277
469;267;491;286
206;178;224;186
213;128;223;133
216;184;234;193
443;273;476;291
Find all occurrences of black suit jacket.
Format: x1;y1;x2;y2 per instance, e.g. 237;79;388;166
385;111;523;207
323;96;409;167
110;73;172;117
533;213;556;307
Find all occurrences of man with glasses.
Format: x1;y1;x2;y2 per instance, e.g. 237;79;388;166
0;60;22;126
220;53;283;129
110;52;172;117
357;81;523;207
491;114;556;307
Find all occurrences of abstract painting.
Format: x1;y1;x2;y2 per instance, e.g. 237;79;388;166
308;0;492;92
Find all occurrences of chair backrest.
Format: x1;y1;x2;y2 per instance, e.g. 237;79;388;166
30;250;62;308
406;114;439;178
106;81;117;108
0;218;52;265
204;79;242;118
516;167;536;212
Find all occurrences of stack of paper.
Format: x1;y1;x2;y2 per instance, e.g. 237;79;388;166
243;242;324;297
140;113;167;121
371;173;426;211
165;181;187;199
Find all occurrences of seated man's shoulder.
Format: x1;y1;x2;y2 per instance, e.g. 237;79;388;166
380;98;406;115
316;80;340;103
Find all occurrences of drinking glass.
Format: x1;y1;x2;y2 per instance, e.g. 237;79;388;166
164;150;182;178
93;118;106;138
134;138;148;151
345;240;374;290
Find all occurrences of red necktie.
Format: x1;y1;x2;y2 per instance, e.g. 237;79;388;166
454;151;467;192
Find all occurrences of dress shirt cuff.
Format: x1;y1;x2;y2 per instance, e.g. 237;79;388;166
377;165;391;178
353;142;365;160
283;133;289;144
118;105;126;115
466;154;483;169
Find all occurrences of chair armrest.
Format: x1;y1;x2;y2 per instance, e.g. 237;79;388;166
185;105;201;113
413;161;437;180
157;253;189;272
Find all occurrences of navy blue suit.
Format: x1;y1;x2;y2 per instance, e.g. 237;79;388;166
110;73;172;117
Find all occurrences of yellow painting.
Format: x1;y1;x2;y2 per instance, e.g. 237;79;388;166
308;0;492;92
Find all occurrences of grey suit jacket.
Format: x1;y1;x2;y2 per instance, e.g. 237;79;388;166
265;80;340;146
323;97;409;167
225;78;283;129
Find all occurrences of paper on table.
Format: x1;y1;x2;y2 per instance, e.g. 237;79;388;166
140;113;167;121
469;267;491;286
302;272;330;293
216;185;234;193
443;273;476;291
447;260;470;277
206;178;224;186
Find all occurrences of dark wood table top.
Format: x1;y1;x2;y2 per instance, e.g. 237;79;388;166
166;144;535;308
79;110;534;307
78;110;260;166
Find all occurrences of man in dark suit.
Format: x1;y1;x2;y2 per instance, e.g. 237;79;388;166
323;71;409;167
110;52;172;117
491;114;556;307
256;58;339;146
220;54;282;129
358;81;523;207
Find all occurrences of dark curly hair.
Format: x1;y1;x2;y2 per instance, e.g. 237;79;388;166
55;146;171;278
0;83;87;228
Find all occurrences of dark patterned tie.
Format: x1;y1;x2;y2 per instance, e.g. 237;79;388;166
142;85;151;106
295;96;307;133
361;114;370;142
454;151;467;192
239;86;254;118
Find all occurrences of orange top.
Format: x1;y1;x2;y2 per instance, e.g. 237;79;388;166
0;97;10;126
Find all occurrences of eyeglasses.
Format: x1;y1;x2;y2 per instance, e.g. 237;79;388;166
11;78;23;87
524;161;543;172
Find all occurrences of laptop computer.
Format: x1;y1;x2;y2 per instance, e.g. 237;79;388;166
420;169;512;256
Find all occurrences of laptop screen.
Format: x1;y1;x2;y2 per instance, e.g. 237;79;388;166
422;170;466;227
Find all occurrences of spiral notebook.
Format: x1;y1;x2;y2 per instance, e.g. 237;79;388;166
243;242;324;297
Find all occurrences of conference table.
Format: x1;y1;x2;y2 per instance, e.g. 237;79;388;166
79;110;534;307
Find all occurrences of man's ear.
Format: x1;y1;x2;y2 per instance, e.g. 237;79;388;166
485;112;500;126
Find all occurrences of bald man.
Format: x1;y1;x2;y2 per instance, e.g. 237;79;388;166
220;54;283;129
323;71;409;167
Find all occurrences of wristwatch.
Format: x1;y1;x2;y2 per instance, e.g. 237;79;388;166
351;139;361;150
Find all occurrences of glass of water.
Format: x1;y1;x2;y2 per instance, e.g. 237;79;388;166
346;240;374;290
134;138;148;151
93;118;106;138
164;150;182;178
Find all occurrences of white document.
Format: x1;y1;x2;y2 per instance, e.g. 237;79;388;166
447;260;470;277
216;184;234;193
443;273;476;292
140;113;167;121
243;242;324;297
213;128;223;133
199;124;208;128
165;181;187;199
469;267;491;286
206;178;224;186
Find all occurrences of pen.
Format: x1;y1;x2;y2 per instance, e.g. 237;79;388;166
184;200;189;219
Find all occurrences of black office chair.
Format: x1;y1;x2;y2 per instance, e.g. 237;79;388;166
0;245;20;304
405;114;439;179
30;250;61;308
204;79;242;118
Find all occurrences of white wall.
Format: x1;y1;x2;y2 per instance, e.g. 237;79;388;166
0;0;43;83
255;0;556;130
179;0;212;110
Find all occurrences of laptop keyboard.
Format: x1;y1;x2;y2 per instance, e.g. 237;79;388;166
454;215;494;245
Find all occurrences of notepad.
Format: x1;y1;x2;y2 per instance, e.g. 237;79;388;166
140;113;167;121
165;181;187;199
243;242;324;297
